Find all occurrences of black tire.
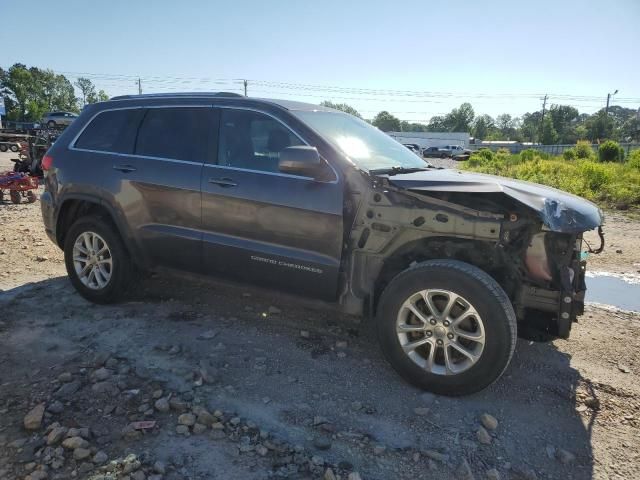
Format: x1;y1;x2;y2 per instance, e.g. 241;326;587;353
47;120;56;128
10;144;19;152
9;190;21;204
64;216;137;304
440;153;446;158
26;191;37;203
0;144;7;152
376;259;517;396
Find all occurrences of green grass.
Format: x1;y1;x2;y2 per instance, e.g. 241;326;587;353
461;148;640;209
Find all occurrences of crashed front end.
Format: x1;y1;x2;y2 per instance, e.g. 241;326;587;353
350;169;604;339
517;229;602;338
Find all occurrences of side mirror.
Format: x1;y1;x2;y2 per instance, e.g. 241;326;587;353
279;146;321;177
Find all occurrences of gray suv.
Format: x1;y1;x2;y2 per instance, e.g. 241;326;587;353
40;92;604;395
42;111;78;128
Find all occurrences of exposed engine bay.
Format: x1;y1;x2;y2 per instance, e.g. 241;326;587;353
343;172;605;339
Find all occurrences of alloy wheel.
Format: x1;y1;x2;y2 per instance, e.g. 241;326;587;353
396;289;485;375
72;231;113;290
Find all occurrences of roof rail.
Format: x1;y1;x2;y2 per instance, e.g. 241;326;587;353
109;92;244;101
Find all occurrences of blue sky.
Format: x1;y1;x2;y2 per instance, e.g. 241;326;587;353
1;0;639;122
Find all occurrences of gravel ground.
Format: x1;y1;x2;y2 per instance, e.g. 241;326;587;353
1;151;639;480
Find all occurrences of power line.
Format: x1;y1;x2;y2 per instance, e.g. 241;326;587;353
50;70;640;103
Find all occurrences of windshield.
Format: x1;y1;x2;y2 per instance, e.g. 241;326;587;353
293;110;430;172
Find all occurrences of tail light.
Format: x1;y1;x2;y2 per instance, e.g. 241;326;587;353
42;154;54;171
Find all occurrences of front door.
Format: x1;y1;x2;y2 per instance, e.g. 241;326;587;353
200;107;343;300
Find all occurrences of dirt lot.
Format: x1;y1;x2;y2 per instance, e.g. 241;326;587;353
1;151;639;480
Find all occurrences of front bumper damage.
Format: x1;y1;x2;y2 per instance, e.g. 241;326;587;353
516;228;604;338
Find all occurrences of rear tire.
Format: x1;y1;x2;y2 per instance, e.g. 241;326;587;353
0;144;7;152
376;259;517;396
64;216;137;304
9;191;21;204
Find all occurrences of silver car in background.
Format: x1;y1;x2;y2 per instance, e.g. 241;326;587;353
42;111;78;128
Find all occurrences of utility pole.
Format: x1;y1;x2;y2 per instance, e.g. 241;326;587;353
137;78;142;95
539;94;548;143
243;79;248;96
605;89;618;115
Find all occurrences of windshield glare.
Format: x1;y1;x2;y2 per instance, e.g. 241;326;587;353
293;110;429;171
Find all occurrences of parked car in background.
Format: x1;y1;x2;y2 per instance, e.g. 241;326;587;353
423;146;449;158
403;143;422;156
41;93;604;395
42;111;78;128
424;145;472;160
442;145;471;156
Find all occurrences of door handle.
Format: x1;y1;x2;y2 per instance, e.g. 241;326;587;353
113;164;137;173
208;177;237;187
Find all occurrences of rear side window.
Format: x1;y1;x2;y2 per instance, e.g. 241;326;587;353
75;109;141;153
135;107;210;162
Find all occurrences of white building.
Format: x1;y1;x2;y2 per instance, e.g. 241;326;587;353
387;131;470;149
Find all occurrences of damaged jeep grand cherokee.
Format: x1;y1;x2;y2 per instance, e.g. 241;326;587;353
40;93;604;395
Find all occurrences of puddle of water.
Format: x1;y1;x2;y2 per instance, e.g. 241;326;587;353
585;273;640;313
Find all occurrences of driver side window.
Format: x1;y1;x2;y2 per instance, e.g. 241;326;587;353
218;109;304;173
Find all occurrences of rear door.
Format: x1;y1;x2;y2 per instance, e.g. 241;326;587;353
100;105;214;271
200;107;343;300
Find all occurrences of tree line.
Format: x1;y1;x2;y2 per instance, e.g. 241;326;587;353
0;63;109;122
320;100;639;145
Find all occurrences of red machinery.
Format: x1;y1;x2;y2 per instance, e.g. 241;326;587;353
0;171;39;204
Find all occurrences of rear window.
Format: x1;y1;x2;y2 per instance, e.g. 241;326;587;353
75;109;141;153
135;107;210;162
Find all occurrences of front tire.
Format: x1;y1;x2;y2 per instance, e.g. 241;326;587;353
64;216;137;304
376;260;517;396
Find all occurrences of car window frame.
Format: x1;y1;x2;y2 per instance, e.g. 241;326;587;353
70;105;216;165
210;105;338;184
133;106;214;164
70;107;145;154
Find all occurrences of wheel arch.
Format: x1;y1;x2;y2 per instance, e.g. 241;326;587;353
55;196;147;269
369;236;514;317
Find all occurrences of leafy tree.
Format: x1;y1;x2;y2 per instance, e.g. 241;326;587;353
0;63;78;121
96;90;110;102
0;63;32;120
372;111;401;132
426;115;448;132
75;77;96;107
549;105;579;143
472;114;495;140
319;101;361;118
445;102;475;132
496;114;512;132
585;110;614;142
540;115;559;144
496;113;521;139
399;120;428;132
520;112;542;142
32;68;76;114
